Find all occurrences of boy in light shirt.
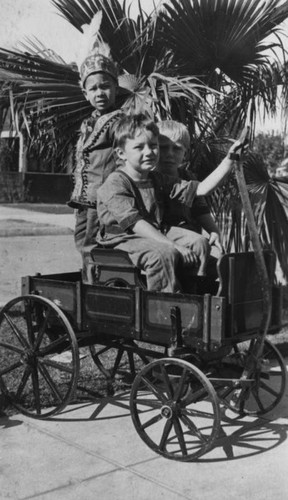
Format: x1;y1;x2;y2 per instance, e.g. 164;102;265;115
96;114;245;293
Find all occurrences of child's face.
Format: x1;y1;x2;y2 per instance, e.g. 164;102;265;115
117;130;159;177
83;73;117;114
158;134;187;176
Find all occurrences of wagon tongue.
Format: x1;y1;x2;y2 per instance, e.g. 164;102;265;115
234;132;272;351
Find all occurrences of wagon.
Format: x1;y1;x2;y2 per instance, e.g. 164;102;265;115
0;161;287;462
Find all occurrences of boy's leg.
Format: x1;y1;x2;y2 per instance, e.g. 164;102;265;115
165;226;210;275
75;208;99;285
115;237;181;292
206;245;222;280
74;207;98;252
74;208;87;252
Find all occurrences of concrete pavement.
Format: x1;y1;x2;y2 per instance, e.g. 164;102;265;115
0;204;81;306
1;386;288;500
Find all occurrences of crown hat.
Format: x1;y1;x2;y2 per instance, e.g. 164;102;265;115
78;11;118;88
80;53;118;87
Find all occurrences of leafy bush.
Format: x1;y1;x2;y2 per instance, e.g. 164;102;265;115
253;132;285;175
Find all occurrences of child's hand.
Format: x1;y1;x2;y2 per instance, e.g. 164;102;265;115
228;125;250;161
209;232;224;252
174;244;199;267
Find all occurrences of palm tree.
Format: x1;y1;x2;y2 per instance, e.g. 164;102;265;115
1;0;288;280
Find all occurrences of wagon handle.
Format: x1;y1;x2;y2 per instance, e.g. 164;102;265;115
227;125;250;159
233;126;272;355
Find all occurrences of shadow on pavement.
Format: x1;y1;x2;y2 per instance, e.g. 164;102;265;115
42;388;288;463
0;414;23;429
199;412;288;462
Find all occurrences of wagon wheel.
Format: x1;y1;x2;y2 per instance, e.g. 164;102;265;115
89;339;150;383
215;339;287;415
0;295;79;418
130;358;220;461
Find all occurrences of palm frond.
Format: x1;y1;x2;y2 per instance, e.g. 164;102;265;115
214;153;288;280
52;0;146;73
157;0;288;83
0;42;89;167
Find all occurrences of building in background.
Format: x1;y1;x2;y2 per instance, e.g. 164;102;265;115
0;111;72;203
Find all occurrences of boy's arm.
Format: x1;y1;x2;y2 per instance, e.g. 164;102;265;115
197;213;223;252
196;130;249;196
132;219;198;266
196;155;234;196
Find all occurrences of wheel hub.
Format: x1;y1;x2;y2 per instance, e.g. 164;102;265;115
20;349;36;366
160;403;178;419
161;405;173;419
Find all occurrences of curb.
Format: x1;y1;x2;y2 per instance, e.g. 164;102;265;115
0;226;73;237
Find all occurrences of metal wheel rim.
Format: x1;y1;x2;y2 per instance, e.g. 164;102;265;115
216;339;287;415
0;295;80;418
130;358;220;461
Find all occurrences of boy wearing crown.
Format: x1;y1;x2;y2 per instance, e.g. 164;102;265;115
68;35;123;251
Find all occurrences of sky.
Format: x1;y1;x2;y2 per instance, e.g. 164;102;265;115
0;0;161;63
0;0;286;134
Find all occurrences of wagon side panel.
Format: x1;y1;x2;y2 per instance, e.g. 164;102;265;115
21;272;83;331
83;284;141;339
141;291;226;350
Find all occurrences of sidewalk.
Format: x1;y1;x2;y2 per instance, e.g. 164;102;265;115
1;387;288;500
0;203;75;236
0;204;81;306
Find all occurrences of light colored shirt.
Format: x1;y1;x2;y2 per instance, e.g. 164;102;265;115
96;170;199;245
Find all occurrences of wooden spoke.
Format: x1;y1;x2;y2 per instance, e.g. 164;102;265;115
174;368;188;402
130;358;220;461
24;299;35;346
173;417;187;456
38;363;63;402
40;357;74;374
34;307;53;350
15;366;32;400
128;351;136;376
0;295;79;418
111;348;125;378
89;340;150;383
4;313;30;349
141;375;168;404
141;413;163;430
38;335;70;357
132;398;162;409
31;367;41;415
250;387;265;413
258;380;280;398
0;360;23;376
159;364;174;399
180;414;208;443
182;407;217;420
159;419;173;451
0;340;23;355
214;339;287;415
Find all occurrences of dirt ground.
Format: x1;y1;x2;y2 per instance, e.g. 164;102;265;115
0;234;82;304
